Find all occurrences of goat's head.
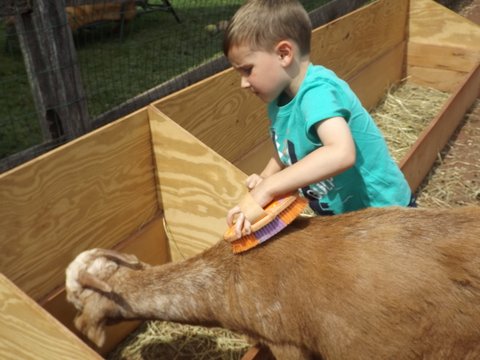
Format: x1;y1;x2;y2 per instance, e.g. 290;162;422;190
65;248;142;347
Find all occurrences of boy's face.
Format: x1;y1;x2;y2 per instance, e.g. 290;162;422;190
228;44;291;103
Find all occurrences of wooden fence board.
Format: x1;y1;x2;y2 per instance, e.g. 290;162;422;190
148;105;247;261
0;274;102;360
407;0;480;91
310;0;408;80
0;108;158;301
406;65;473;93
348;41;406;110
152;68;269;170
407;42;479;73
409;0;480;51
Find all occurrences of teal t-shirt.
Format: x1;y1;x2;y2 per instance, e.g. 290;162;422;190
268;63;411;215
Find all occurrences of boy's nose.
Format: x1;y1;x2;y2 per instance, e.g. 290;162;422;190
241;77;250;89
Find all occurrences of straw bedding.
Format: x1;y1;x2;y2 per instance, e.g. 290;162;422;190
107;321;250;359
370;82;479;207
108;82;479;359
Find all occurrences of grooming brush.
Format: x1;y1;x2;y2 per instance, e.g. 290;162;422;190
224;193;308;253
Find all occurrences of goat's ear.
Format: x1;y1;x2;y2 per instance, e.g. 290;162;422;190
78;271;112;293
96;248;140;267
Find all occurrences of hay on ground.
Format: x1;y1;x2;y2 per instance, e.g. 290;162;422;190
370;82;450;162
107;321;250;360
371;82;479;207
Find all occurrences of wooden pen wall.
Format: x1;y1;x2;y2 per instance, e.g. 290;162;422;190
0;108;158;301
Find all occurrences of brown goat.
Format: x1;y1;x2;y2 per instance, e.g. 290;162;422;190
66;206;480;360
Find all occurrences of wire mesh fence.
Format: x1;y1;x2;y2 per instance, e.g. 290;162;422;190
0;0;363;171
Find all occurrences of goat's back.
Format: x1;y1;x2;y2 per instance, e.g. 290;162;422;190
221;206;480;359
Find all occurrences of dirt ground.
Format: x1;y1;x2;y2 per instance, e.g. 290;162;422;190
449;0;480;21
415;0;480;207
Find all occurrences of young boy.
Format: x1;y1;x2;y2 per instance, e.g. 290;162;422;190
224;0;413;238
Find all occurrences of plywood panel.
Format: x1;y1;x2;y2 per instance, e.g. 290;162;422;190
0;274;102;360
152;68;269;168
407;42;479;92
310;0;408;80
0;108;159;301
42;214;170;355
348;41;406;110
407;42;479;73
148;105;247;261
409;0;480;52
406;65;471;92
407;0;480;90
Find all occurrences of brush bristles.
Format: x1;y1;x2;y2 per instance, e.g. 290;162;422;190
232;235;259;254
231;198;307;253
278;200;307;223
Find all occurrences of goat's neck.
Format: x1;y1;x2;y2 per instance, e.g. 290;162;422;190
116;245;230;326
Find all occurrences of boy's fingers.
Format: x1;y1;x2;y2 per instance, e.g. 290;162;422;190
244;220;252;235
227;205;241;226
234;213;245;238
233;216;252;240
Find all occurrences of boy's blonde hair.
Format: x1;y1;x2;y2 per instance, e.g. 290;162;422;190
223;0;312;56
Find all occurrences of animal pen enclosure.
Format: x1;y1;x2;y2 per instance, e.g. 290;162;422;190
1;0;480;358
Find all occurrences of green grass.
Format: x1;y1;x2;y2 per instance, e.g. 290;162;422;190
0;0;332;159
0;21;42;158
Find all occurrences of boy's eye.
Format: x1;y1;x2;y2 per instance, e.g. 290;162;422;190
241;66;252;76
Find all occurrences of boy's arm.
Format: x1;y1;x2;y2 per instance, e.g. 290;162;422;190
226;117;355;239
250;116;356;207
260;152;284;178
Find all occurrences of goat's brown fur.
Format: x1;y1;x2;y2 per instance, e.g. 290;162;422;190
66;206;480;360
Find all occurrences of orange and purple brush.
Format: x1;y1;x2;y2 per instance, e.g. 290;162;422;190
224;193;308;253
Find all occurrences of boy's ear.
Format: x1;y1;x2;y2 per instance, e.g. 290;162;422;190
275;40;294;66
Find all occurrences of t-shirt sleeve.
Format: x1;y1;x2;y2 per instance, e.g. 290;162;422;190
301;82;351;144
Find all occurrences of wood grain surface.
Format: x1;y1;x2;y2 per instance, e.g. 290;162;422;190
310;0;408;80
0;108;158;301
152;68;269;170
401;0;480;190
348;42;406;110
408;0;480;91
0;274;101;360
148;105;247;261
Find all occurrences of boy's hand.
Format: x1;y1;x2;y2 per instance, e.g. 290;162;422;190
226;206;252;239
226;173;263;239
226;176;274;240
